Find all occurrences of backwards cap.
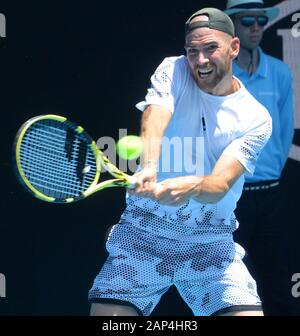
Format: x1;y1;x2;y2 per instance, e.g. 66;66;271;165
185;8;235;37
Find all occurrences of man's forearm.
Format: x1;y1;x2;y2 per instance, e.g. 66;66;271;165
192;175;230;204
140;105;172;169
193;155;245;204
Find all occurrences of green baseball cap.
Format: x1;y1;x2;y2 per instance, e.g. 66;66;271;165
185;8;235;37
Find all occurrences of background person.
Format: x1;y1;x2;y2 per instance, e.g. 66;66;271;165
225;0;295;315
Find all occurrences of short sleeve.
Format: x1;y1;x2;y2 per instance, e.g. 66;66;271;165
223;116;272;176
136;57;182;113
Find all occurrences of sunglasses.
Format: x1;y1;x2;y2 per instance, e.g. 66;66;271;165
239;15;269;27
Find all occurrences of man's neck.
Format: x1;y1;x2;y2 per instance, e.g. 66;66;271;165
210;73;241;96
235;46;260;74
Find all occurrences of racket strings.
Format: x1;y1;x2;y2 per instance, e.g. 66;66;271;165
65;128;76;162
76;141;88;183
19;120;98;199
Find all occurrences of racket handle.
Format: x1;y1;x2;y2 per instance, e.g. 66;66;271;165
127;176;137;189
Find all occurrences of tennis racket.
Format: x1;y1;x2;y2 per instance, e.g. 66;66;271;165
13;114;136;203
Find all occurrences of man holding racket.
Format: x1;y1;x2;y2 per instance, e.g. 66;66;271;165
89;8;272;316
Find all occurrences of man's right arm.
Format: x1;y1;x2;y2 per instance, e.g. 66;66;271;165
279;66;294;167
133;104;172;194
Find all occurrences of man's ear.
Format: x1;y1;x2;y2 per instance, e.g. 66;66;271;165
230;37;240;60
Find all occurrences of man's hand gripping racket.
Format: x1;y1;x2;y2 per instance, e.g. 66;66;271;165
13;114;136;203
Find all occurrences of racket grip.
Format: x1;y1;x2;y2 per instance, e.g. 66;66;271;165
127;176;137;189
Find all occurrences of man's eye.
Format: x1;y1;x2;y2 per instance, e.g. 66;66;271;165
187;48;197;54
207;45;217;51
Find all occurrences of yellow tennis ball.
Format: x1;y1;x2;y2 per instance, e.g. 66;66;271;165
116;135;143;160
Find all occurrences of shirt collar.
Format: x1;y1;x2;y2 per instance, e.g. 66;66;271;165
233;47;268;78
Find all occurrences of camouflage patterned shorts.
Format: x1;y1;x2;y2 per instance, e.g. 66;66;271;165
88;218;261;316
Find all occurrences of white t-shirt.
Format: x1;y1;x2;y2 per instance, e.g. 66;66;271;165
122;56;272;241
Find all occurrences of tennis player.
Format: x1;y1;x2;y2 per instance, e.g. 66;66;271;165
88;8;272;316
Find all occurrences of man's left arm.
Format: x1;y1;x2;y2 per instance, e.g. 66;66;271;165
151;155;245;206
150;106;272;206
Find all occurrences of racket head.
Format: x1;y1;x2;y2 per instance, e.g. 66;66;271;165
13;115;101;203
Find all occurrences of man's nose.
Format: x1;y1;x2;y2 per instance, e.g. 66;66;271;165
197;52;209;65
250;21;260;31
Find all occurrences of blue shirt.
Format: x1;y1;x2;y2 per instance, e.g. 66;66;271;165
233;47;294;183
